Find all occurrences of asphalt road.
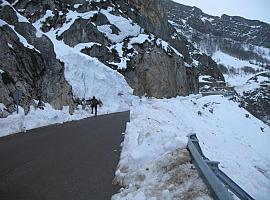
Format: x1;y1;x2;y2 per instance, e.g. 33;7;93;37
0;111;130;200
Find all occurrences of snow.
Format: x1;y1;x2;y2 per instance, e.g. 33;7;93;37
73;42;101;51
243;44;270;62
33;10;97;37
156;38;184;58
0;18;7;26
98;9;141;43
212;50;263;70
15;8;29;23
113;95;270;200
1;0;29;23
0;103;6;112
0;104;91;137
0;0;9;7
36;18;134;113
108;34;151;69
7;43;13;49
108;42;131;69
57;45;134;111
73;4;82;9
224;71;270;95
199;75;212;83
1;3;269;200
201;16;215;22
57;10;97;36
0;69;4;74
33;10;54;29
238;73;270;95
0;7;136;137
128;34;151;47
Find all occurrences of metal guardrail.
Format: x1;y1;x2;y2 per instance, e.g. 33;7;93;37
187;134;255;200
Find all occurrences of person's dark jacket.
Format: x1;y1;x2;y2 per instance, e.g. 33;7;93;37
90;98;99;107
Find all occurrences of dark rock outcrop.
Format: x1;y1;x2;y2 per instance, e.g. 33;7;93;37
0;4;74;115
60;17;109;47
116;0;223;84
123;43;197;97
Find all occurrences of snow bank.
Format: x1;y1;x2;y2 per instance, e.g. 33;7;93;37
114;95;270;200
0;104;90;137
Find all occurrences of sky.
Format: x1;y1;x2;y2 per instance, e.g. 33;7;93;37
172;0;270;24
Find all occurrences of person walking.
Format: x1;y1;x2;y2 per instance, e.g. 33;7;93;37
90;96;99;116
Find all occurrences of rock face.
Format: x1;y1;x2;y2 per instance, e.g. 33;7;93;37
117;0;174;41
0;4;74;115
123;43;191;97
14;0;202;98
60;17;109;47
1;0;227;116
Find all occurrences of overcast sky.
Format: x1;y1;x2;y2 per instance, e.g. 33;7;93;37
172;0;270;24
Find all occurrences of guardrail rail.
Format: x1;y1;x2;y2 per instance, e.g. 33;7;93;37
187;134;255;200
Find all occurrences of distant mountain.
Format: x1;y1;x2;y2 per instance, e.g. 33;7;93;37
164;0;270;70
163;0;270;125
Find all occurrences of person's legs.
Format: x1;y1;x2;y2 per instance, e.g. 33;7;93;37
91;106;93;114
95;106;97;116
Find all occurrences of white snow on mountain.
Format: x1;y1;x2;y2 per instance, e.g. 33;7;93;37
98;8;141;43
74;42;102;51
212;51;263;70
212;49;269;97
237;72;269;95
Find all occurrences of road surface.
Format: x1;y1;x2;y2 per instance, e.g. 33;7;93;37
0;111;130;200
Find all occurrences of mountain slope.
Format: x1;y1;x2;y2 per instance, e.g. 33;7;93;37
164;0;270;125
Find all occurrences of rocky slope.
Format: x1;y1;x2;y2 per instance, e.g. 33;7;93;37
0;3;74;117
164;0;270;70
0;0;226;117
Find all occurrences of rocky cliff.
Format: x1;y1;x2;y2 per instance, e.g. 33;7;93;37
1;0;228;117
12;0;209;97
0;3;74;117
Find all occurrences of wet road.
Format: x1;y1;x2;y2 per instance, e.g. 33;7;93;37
0;111;130;200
